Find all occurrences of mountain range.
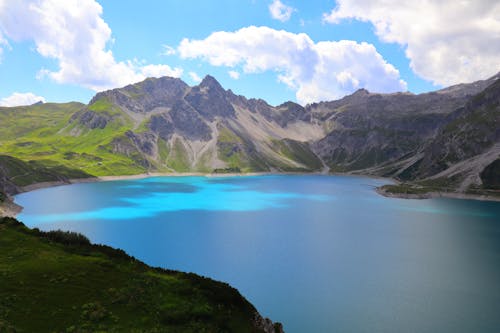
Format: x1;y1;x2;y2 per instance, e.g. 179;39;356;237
0;71;499;198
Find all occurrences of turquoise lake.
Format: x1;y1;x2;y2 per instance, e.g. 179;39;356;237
16;175;500;332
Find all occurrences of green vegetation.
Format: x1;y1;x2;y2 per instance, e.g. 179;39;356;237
271;139;323;171
380;175;500;198
166;138;191;172
380;176;461;196
87;98;122;117
0;101;147;177
217;127;268;172
0;217;274;333
0;155;92;187
380;184;432;196
213;167;242;174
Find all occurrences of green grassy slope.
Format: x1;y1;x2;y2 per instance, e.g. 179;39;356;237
0;155;92;189
0;218;279;333
0;102;148;177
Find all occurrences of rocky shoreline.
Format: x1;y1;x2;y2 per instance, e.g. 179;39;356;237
376;186;500;202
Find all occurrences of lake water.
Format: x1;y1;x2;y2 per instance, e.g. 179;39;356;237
16;175;500;333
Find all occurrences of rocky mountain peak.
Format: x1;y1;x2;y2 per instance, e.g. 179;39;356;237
199;75;224;91
351;88;370;97
184;75;235;120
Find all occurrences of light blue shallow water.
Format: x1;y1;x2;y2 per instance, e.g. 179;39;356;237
16;175;500;333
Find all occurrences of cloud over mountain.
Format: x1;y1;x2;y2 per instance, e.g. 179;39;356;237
0;0;182;91
0;92;46;107
178;26;406;104
323;0;500;86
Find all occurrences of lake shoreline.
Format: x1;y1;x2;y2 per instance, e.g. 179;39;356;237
375;186;500;202
3;171;499;218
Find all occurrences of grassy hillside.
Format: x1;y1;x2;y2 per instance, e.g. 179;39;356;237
0;102;148;177
0;155;92;189
0;217;281;333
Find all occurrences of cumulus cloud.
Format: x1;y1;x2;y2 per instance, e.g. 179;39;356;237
269;0;295;22
178;26;406;104
323;0;500;86
228;70;240;80
189;71;202;83
0;0;182;91
0;92;46;107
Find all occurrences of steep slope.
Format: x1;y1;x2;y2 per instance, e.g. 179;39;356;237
309;73;498;172
395;77;500;192
0;217;284;333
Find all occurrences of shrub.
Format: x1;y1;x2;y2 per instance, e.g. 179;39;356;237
41;229;91;246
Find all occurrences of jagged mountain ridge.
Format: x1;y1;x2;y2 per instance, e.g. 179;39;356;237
69;75;325;173
1;71;499;194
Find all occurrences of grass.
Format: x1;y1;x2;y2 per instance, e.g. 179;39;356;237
217;127;255;172
0;155;92;187
166;138;191;172
0;100;147;177
271;139;323;171
0;217;275;333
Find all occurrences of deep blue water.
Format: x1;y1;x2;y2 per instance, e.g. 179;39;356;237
16;175;500;333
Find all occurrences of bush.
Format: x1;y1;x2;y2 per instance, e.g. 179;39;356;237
41;229;91;247
212;167;241;174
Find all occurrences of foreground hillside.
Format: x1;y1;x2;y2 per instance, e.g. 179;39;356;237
0;71;498;197
0;217;283;333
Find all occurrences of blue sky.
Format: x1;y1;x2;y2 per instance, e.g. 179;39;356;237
0;0;498;106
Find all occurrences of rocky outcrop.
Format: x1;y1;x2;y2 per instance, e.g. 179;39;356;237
184;75;236;120
70;110;111;129
253;312;285;333
415;78;500;178
89;76;189;113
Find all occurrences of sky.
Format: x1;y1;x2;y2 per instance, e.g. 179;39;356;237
0;0;499;107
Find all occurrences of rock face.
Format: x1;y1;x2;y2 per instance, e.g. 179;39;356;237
89;76;189;113
306;72;500;192
415;79;500;178
308;81;493;172
184;75;236;120
254;312;285;333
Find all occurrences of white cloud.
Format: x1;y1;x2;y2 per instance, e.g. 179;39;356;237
228;70;240;79
0;0;182;91
323;0;500;86
188;71;202;83
161;45;176;56
141;64;183;78
0;92;46;107
269;0;295;22
178;26;406;104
